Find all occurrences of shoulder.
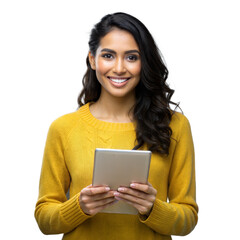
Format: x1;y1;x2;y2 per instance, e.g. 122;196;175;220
48;110;82;139
170;111;192;141
48;103;90;135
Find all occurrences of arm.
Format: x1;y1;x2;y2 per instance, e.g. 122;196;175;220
114;115;198;235
34;120;91;235
140;115;198;236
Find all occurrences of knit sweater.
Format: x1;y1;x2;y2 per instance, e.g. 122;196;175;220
35;103;198;240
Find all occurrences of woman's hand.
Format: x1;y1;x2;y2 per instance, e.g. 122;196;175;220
79;185;116;216
113;182;157;216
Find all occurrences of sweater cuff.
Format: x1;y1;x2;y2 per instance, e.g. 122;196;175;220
60;193;92;227
139;199;175;231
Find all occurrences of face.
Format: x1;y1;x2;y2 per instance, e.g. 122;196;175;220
89;28;141;100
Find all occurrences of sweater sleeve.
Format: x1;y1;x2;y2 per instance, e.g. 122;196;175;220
140;115;198;236
34;119;91;235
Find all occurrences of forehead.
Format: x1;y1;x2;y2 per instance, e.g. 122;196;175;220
98;28;140;52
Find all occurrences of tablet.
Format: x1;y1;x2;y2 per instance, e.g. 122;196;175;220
92;148;151;214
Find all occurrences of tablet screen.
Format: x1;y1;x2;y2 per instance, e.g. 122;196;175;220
92;148;151;214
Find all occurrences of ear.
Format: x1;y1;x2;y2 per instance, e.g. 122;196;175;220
88;51;96;70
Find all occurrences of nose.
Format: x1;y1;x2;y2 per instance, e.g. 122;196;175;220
113;57;126;75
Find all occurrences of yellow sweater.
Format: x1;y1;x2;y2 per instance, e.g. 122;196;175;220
35;103;198;240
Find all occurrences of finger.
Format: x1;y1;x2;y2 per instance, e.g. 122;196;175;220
86;196;116;209
116;185;156;204
114;196;152;215
118;185;156;201
87;199;118;216
83;191;115;202
81;186;111;196
130;182;157;195
114;191;153;206
117;187;148;200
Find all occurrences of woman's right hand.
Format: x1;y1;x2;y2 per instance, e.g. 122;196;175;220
79;185;116;216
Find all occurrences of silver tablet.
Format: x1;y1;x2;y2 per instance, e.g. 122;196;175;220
92;148;151;214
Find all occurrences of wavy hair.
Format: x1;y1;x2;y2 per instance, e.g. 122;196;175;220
78;12;179;155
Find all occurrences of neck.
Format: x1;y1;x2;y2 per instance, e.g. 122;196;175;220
90;94;136;123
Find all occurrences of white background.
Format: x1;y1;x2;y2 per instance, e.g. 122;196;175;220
1;0;239;239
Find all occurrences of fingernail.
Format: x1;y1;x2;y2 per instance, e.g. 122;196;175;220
130;183;136;188
114;192;120;196
105;187;110;191
118;187;125;192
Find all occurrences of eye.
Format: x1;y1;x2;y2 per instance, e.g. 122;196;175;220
126;55;139;62
102;53;114;59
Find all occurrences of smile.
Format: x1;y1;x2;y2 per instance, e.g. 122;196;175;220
108;77;130;84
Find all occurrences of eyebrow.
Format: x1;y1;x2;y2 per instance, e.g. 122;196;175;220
101;48;140;55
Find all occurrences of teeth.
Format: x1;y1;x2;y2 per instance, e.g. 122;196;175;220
109;78;129;83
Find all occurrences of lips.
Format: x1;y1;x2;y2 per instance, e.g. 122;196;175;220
107;76;131;88
108;77;130;83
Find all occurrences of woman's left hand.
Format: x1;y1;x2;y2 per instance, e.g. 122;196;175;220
114;182;157;216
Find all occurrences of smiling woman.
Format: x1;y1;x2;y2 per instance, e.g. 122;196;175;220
88;28;141;106
35;12;198;240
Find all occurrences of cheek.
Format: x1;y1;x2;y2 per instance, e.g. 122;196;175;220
129;63;141;76
95;60;113;85
96;59;113;74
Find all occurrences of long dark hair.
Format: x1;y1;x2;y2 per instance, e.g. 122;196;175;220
78;12;179;155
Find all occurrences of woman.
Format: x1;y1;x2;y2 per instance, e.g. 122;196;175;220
35;12;198;240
